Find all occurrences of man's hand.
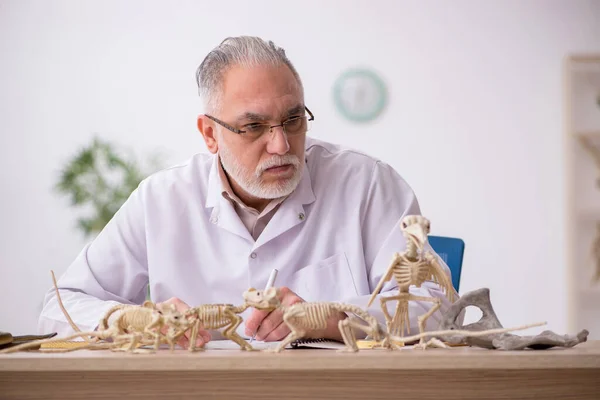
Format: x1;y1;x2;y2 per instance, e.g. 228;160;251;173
244;287;347;342
156;297;211;349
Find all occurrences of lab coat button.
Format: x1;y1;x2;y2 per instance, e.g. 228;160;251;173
298;212;305;220
250;252;257;259
210;217;218;224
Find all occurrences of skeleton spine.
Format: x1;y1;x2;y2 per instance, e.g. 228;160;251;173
100;305;131;330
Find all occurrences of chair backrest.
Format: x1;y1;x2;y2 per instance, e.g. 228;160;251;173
427;235;465;292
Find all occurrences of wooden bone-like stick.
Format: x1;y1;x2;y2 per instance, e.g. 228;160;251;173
388;321;547;345
50;270;94;342
0;331;126;353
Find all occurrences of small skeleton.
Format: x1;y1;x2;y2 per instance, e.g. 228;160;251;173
185;288;281;352
0;301;190;354
0;271;191;354
250;288;386;353
50;269;190;351
367;215;455;349
97;301;190;352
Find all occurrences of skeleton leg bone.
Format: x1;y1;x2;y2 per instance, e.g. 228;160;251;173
223;313;254;351
379;293;410;348
110;332;144;353
338;317;386;352
188;319;205;352
143;320;162;352
408;295;447;350
124;333;146;353
379;296;394;327
337;318;359;352
272;313;306;353
165;327;185;352
272;329;305;353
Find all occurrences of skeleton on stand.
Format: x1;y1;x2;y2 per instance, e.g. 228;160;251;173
367;215;455;349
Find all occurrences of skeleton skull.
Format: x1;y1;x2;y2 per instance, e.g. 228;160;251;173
400;215;431;249
243;287;280;310
156;303;190;330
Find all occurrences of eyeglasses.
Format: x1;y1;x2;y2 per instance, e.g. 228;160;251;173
205;106;314;140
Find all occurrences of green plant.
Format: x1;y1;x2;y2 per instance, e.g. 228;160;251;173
56;136;162;237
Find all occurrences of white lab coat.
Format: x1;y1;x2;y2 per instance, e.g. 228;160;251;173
39;137;459;339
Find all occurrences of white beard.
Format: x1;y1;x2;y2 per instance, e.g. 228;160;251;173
218;144;302;199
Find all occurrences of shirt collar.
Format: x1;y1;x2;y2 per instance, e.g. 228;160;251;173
217;159;287;213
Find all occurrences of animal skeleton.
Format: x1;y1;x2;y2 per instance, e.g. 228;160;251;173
50;269;190;351
98;301;190;352
0;301;189;354
0;271;190;354
367;215;455;349
251;288;386;353
185;288;281;352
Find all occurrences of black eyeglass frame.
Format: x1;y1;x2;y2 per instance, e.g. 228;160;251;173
205;106;314;135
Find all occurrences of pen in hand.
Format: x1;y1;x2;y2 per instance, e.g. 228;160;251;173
250;268;278;343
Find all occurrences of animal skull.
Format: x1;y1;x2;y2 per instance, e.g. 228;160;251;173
400;215;431;249
243;287;280;310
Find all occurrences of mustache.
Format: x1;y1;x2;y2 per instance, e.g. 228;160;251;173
256;155;301;176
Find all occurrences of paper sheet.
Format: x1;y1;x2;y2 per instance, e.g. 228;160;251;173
203;340;283;350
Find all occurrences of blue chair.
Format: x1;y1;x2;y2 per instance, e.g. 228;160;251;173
428;235;465;292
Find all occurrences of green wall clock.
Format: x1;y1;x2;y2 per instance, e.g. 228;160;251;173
333;68;388;122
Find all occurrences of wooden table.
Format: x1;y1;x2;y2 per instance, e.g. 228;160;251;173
1;341;599;399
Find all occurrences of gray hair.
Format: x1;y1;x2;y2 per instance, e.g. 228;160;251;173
195;36;303;113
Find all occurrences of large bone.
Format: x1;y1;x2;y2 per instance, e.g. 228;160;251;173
437;287;589;350
492;329;589;350
437;288;502;348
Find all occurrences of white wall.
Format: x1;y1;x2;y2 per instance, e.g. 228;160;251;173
1;0;599;336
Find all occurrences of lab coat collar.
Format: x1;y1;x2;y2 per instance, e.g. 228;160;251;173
205;155;222;209
252;161;315;249
205;154;316;245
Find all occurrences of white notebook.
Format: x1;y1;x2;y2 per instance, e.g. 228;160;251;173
203;338;346;350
